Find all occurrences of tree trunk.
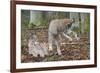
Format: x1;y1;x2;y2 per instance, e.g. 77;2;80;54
29;11;43;26
70;12;80;28
80;13;86;34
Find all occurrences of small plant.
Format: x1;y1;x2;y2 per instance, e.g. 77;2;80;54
28;22;36;29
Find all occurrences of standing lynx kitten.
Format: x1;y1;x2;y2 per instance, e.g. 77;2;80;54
48;18;79;55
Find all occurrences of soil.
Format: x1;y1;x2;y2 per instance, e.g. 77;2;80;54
21;28;90;63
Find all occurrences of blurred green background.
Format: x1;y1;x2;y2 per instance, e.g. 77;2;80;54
21;10;90;35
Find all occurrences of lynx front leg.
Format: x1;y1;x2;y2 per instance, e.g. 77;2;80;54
63;32;72;41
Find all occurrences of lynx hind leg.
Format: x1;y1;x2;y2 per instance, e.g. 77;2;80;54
55;39;62;55
48;43;53;51
48;33;54;51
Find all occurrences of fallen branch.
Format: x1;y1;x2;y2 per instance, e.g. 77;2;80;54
61;42;90;45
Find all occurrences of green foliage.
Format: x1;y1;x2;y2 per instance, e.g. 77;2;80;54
39;12;49;26
21;10;70;29
78;13;90;35
28;22;36;29
21;10;30;28
72;27;80;33
21;10;90;33
85;16;90;33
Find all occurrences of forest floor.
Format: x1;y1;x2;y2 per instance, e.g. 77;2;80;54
21;28;90;63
